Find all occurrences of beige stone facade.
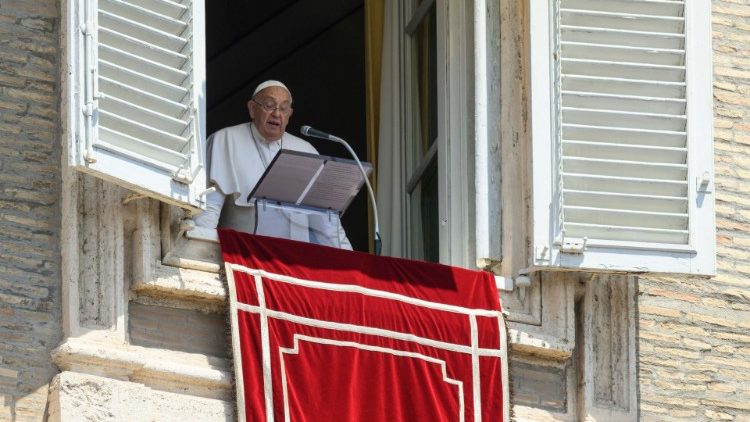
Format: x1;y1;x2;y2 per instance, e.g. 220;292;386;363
635;2;750;420
0;0;63;420
0;0;748;421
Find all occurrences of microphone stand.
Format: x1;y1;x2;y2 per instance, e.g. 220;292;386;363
301;127;382;255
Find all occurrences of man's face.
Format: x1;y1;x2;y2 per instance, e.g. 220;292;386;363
248;86;293;141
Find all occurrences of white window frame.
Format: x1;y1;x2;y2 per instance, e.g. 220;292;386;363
384;0;473;267
529;1;715;275
442;0;475;267
64;0;207;212
404;0;442;263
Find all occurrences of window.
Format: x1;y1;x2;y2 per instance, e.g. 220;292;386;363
406;1;440;262
530;0;715;274
377;0;472;266
66;0;206;211
65;0;715;276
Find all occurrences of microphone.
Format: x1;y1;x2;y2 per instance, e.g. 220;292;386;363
300;125;382;255
300;125;334;141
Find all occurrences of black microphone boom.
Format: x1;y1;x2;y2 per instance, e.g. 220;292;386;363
300;125;382;255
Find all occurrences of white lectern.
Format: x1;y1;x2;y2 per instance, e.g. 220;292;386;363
247;149;372;248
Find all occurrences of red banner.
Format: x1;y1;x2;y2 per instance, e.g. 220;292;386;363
219;230;508;421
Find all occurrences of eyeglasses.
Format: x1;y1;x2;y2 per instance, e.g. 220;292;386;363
252;99;293;116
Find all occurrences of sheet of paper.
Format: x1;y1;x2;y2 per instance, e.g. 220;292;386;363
249;150;372;213
251;152;324;204
303;160;367;211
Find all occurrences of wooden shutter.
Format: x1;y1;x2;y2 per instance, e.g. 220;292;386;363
67;0;206;210
530;0;715;274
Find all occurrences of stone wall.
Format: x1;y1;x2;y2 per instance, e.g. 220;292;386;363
0;0;62;420
637;2;750;421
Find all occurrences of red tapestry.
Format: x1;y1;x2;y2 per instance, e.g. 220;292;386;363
219;230;508;422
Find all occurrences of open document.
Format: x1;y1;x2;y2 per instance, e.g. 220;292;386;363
247;149;372;214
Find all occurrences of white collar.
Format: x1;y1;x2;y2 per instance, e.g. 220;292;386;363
250;123;282;145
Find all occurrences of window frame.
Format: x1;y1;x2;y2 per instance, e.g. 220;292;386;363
441;0;475;268
405;0;441;263
381;0;474;267
64;0;207;212
529;0;716;275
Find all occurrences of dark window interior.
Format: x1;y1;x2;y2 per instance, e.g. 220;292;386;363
414;4;439;261
206;0;369;251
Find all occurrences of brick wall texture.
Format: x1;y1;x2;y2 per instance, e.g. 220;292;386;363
0;0;62;421
638;2;750;421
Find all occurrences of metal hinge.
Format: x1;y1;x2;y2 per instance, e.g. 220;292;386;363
560;237;587;254
83;101;94;117
696;171;713;193
535;245;550;262
194;186;215;204
172;166;191;184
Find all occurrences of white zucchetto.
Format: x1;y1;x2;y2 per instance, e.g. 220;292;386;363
252;80;291;99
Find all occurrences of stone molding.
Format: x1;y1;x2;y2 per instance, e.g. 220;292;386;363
52;337;232;401
48;372;234;421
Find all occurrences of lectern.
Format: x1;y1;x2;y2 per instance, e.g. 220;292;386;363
247;149;372;248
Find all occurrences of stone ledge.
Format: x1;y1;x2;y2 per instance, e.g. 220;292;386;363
185;226;220;243
161;228;222;274
48;371;235;422
133;261;227;303
508;328;574;361
51;338;233;401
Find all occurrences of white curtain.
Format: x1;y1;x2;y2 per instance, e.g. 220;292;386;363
376;1;405;257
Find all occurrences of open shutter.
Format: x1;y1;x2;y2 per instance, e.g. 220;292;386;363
68;0;206;211
530;0;715;275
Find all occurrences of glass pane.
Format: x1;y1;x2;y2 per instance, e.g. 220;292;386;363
420;158;439;262
415;5;438;154
408;1;439;262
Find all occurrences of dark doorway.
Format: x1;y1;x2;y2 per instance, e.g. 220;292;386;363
206;0;369;251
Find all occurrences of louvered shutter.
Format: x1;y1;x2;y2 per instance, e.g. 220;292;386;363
530;0;715;274
67;0;206;211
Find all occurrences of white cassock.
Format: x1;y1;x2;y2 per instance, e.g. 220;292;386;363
193;122;352;250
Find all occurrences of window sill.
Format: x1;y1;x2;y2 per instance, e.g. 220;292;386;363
133;261;226;304
185;227;220;243
161;226;222;273
133;222;226;304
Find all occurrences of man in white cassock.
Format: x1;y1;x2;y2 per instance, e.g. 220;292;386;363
193;80;352;250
